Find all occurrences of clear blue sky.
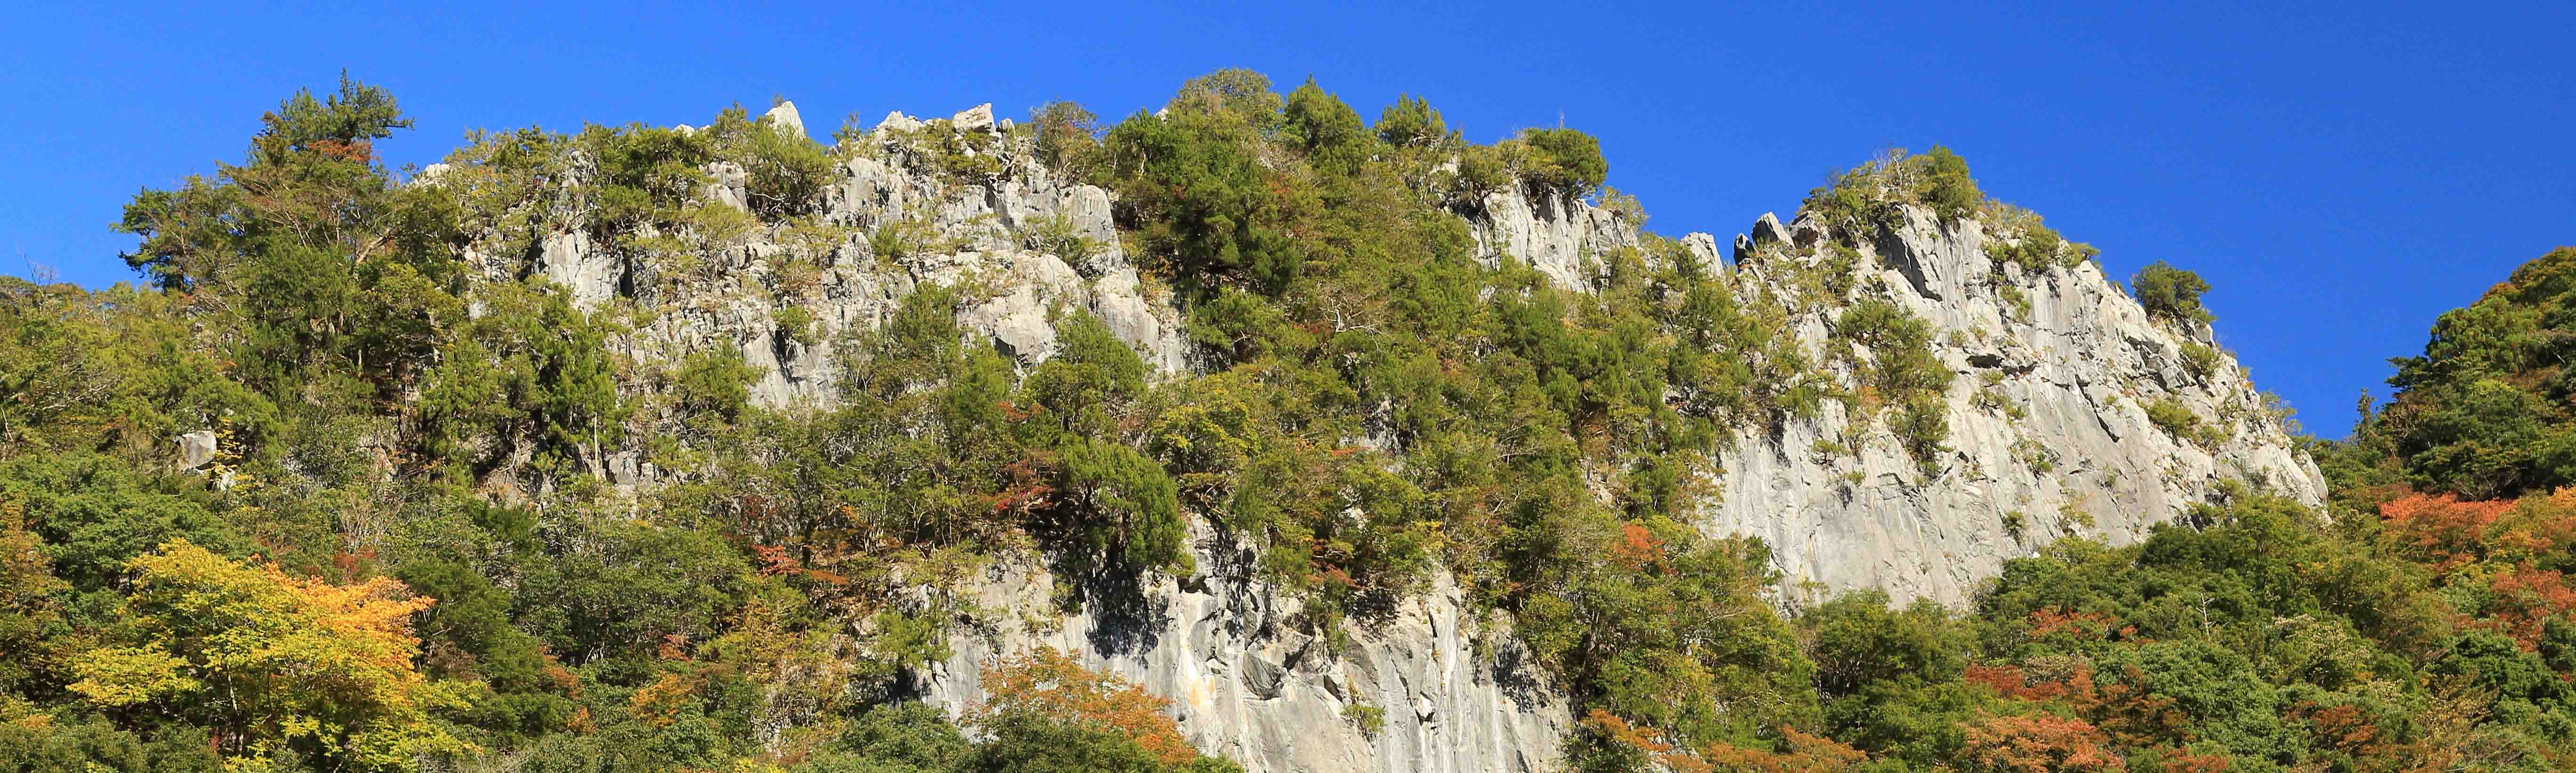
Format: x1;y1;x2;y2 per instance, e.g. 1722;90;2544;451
5;1;2568;438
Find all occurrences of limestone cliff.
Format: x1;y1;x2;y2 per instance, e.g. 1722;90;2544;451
443;101;2320;772
1707;206;2324;605
1464;181;2321;605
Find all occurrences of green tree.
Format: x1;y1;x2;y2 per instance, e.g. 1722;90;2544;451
1103;85;1302;295
1030;101;1103;180
1516;128;1608;199
2132;261;2214;325
1282;78;1369;176
1375;94;1451;148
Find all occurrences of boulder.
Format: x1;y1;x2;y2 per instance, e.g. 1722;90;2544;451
874;110;922;134
177;430;217;470
1682;232;1723;273
952;103;995;132
1789;209;1829;248
1751;211;1792;247
762;101;805;140
1240;654;1288;700
703;161;749;211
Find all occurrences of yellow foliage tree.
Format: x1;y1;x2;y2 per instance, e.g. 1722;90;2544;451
68;539;469;770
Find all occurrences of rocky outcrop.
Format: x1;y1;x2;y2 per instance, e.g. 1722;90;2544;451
469;111;1184;413
1458;186;2323;605
1467;184;1638;290
762;101;806;140
1710;207;2323;605
447;104;2322;770
176;430;217;470
951;103;995;133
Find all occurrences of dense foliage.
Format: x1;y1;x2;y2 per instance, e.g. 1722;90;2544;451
6;67;2569;773
2332;247;2576;501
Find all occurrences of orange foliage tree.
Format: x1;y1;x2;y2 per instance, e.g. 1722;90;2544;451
966;645;1199;766
2378;493;2514;571
1579;709;1868;773
1961;713;2129;772
2484;564;2576;649
1967;662;2193;750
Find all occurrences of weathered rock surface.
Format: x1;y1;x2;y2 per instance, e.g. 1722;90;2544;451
1467;185;1638;290
464;110;1184;412
920;551;1570;773
1461;187;2321;605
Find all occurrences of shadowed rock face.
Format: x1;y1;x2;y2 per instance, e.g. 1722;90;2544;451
455;114;2318;772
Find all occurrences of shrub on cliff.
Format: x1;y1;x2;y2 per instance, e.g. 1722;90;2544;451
2132;260;2214;325
1514;127;1609;200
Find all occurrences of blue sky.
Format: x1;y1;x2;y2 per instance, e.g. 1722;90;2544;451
5;1;2568;437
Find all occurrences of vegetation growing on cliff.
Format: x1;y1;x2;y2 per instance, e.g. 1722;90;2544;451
0;68;1814;772
10;67;2572;773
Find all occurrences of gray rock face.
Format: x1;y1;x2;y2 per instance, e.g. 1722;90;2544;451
413;163;451;186
920;555;1570;773
471;122;1186;411
1450;189;2322;606
1708;207;2324;605
1467;183;1637;290
875;110;924;134
538;229;620;307
177;430;217;470
951;103;995;132
464;117;2322;769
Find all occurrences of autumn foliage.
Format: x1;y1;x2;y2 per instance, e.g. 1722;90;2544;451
967;646;1200;766
1581;709;1869;773
2379;493;2516;570
1961;713;2128;772
67;539;465;770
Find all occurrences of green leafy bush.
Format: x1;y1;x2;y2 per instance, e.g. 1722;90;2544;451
1801;146;1988;242
1908;145;1980;223
2179;340;2223;380
2146;396;2201;436
1343;703;1387;736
